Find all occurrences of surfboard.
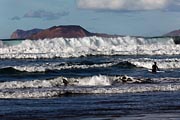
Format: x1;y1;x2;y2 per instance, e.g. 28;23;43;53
148;70;165;73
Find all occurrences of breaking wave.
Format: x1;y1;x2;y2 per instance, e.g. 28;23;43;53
0;57;179;73
0;61;136;73
0;36;179;59
0;75;180;98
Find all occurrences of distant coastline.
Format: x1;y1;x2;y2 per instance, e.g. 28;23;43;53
0;25;180;40
0;39;25;41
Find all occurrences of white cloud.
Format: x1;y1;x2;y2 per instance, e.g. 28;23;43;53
24;10;69;20
77;0;179;11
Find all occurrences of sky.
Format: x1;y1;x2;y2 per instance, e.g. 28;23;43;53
0;0;180;38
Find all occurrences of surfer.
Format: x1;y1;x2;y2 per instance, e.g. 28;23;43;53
63;78;68;86
152;62;159;73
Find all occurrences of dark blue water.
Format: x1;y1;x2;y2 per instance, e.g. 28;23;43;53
0;55;179;81
1;92;180;120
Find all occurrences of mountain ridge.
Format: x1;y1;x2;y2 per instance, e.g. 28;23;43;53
11;25;119;39
10;25;180;40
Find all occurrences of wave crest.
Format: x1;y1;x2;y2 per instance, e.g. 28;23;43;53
0;36;178;59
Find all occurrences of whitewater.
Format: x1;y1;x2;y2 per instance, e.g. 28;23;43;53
1;74;180;99
0;36;180;97
0;36;179;59
1;36;180;119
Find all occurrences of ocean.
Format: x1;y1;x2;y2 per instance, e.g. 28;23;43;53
0;36;180;119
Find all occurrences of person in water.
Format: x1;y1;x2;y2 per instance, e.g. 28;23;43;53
152;62;159;73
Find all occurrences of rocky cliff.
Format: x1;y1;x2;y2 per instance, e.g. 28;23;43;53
11;29;43;39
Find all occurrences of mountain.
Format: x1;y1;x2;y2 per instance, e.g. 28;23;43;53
29;25;95;39
164;29;180;36
10;26;180;40
11;29;43;39
10;25;120;40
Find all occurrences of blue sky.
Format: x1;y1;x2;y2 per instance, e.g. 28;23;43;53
0;0;180;38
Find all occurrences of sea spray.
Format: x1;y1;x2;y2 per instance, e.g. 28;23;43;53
0;36;178;59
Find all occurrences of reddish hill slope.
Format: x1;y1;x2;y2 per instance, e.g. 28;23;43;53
29;25;95;39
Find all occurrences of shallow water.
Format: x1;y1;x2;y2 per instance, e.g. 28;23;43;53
1;91;180;120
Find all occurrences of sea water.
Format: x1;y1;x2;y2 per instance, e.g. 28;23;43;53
0;36;180;119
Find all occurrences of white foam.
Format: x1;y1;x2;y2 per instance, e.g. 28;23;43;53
0;77;65;89
130;58;180;69
1;83;180;99
76;75;111;86
0;36;179;59
0;75;146;89
0;75;111;90
4;57;179;73
0;56;177;73
13;62;116;72
0;40;7;48
0;75;180;98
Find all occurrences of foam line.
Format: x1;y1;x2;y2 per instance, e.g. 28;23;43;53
0;75;180;98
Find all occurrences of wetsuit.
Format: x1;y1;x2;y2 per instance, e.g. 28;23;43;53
152;64;158;73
